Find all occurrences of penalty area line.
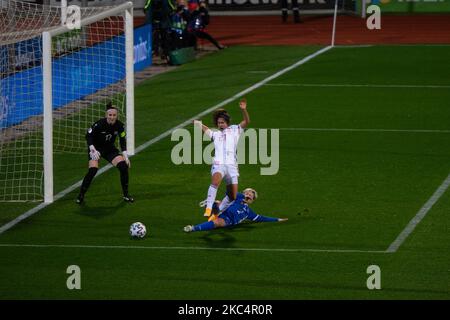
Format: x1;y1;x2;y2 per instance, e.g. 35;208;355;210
386;173;450;253
0;243;386;254
0;45;334;236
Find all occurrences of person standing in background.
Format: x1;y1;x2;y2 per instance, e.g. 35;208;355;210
144;0;176;60
281;0;300;23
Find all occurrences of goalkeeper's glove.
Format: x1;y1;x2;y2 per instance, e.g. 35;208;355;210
122;151;131;168
89;145;101;161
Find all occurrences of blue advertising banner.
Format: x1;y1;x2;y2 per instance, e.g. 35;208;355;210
134;24;152;72
14;36;43;70
0;24;152;130
52;34;126;109
1;35;125;129
0;65;42;129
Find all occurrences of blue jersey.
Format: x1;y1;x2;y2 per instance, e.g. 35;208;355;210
219;193;278;226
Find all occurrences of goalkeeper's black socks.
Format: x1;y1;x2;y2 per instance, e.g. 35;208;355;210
77;167;98;203
117;161;133;202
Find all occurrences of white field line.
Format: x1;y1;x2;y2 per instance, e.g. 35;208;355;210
0;243;386;254
387;173;450;253
349;44;450;47
0;45;334;235
265;83;450;89
275;128;450;133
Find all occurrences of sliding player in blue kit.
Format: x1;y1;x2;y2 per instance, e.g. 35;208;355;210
184;188;288;232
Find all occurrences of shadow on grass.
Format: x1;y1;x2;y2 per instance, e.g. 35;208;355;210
198;223;259;248
75;201;126;219
140;190;194;201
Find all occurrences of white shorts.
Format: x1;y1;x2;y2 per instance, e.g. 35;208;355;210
211;164;239;185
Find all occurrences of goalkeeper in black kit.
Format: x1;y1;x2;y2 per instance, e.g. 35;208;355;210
76;102;134;204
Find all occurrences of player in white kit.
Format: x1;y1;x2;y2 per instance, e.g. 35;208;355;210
194;98;250;221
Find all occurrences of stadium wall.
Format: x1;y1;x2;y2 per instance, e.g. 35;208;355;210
36;0;355;13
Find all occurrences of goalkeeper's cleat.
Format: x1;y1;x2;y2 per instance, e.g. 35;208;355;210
203;207;212;217
76;194;84;204
208;214;218;222
184;225;194;233
123;195;134;203
199;199;207;207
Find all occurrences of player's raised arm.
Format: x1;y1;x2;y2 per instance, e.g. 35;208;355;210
193;120;212;137
239;98;250;129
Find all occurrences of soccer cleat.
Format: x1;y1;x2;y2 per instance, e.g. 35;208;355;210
123;195;134;203
199;199;207;207
184;225;194;233
208;214;218;222
203;207;212;217
76;194;84;204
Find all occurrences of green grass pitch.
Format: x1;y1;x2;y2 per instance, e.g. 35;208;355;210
0;45;449;299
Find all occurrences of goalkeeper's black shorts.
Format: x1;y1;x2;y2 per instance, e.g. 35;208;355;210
87;146;120;163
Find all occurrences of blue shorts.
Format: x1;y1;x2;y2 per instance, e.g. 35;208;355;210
218;211;233;226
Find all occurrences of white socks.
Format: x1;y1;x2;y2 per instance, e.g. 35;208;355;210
218;195;232;212
206;185;218;210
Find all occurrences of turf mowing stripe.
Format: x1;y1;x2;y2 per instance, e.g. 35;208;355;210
275;128;450;133
387;173;450;253
265;83;450;89
0;243;386;254
0;45;333;235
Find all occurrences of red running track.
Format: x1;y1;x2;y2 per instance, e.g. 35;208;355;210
205;15;450;46
134;14;450;46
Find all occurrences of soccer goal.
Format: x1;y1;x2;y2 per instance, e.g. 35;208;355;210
0;0;134;203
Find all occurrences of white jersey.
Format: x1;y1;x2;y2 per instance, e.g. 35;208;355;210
208;124;243;165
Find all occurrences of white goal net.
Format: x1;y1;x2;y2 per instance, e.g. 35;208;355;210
0;0;134;202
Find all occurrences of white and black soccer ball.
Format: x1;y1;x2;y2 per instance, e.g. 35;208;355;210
129;222;147;239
